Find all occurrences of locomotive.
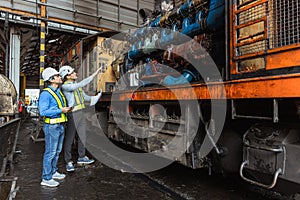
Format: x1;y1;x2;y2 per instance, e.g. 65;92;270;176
61;0;300;196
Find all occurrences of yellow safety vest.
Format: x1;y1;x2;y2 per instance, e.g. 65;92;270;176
64;81;85;112
43;88;68;124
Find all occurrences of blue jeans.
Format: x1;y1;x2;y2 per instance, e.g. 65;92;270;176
42;123;64;180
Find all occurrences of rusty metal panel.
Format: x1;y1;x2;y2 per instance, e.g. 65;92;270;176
266;48;300;70
109;74;300;100
231;0;300;75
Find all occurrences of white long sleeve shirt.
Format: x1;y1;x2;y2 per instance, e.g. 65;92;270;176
61;74;96;107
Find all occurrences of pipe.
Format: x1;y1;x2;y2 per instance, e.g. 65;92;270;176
163;69;196;85
179;0;225;37
206;0;225;32
128;40;144;60
139;8;153;22
150;16;162;27
181;11;204;36
178;0;193;17
225;0;229;80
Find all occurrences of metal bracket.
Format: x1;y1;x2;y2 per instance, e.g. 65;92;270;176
30;117;45;142
231;99;279;123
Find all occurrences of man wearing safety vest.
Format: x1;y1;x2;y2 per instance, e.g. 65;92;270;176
59;65;101;172
38;67;72;187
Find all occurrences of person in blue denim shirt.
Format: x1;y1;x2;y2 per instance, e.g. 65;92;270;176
38;67;72;187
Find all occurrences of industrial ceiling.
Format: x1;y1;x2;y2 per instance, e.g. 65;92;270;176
0;0;156;85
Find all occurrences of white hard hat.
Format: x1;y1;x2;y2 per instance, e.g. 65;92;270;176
59;65;74;79
42;67;59;81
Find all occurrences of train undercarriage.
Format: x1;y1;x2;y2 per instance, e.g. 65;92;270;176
100;93;300;195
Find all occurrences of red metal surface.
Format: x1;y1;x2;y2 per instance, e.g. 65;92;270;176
108;74;300;101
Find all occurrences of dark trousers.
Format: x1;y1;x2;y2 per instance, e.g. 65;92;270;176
64;111;86;163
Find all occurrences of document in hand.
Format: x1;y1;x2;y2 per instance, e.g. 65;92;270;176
90;91;102;106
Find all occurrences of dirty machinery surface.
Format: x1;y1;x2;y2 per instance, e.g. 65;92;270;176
0;73;21;200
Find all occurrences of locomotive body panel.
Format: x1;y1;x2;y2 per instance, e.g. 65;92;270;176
107;74;300;101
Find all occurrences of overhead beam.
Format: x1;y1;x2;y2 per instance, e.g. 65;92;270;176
0;6;111;32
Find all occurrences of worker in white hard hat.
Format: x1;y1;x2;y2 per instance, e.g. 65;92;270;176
38;67;72;187
59;65;101;172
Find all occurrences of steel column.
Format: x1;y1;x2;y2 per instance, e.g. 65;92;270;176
9;27;20;100
39;0;46;89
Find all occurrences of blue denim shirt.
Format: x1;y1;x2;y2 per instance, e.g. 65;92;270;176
38;85;65;118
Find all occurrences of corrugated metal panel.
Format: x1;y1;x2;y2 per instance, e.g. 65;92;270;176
98;2;119;19
139;0;155;9
75;0;97;15
0;0;13;8
0;0;155;31
120;9;138;25
49;0;155;31
0;0;37;14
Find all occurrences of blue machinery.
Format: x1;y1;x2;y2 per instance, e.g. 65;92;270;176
126;0;225;85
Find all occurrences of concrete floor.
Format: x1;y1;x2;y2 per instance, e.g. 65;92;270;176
8;119;291;200
13;120;171;200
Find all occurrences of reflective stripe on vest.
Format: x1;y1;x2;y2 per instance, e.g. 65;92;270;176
73;88;85;111
43;88;68;124
64;81;85;112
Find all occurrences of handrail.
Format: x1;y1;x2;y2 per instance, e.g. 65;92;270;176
240;160;282;189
